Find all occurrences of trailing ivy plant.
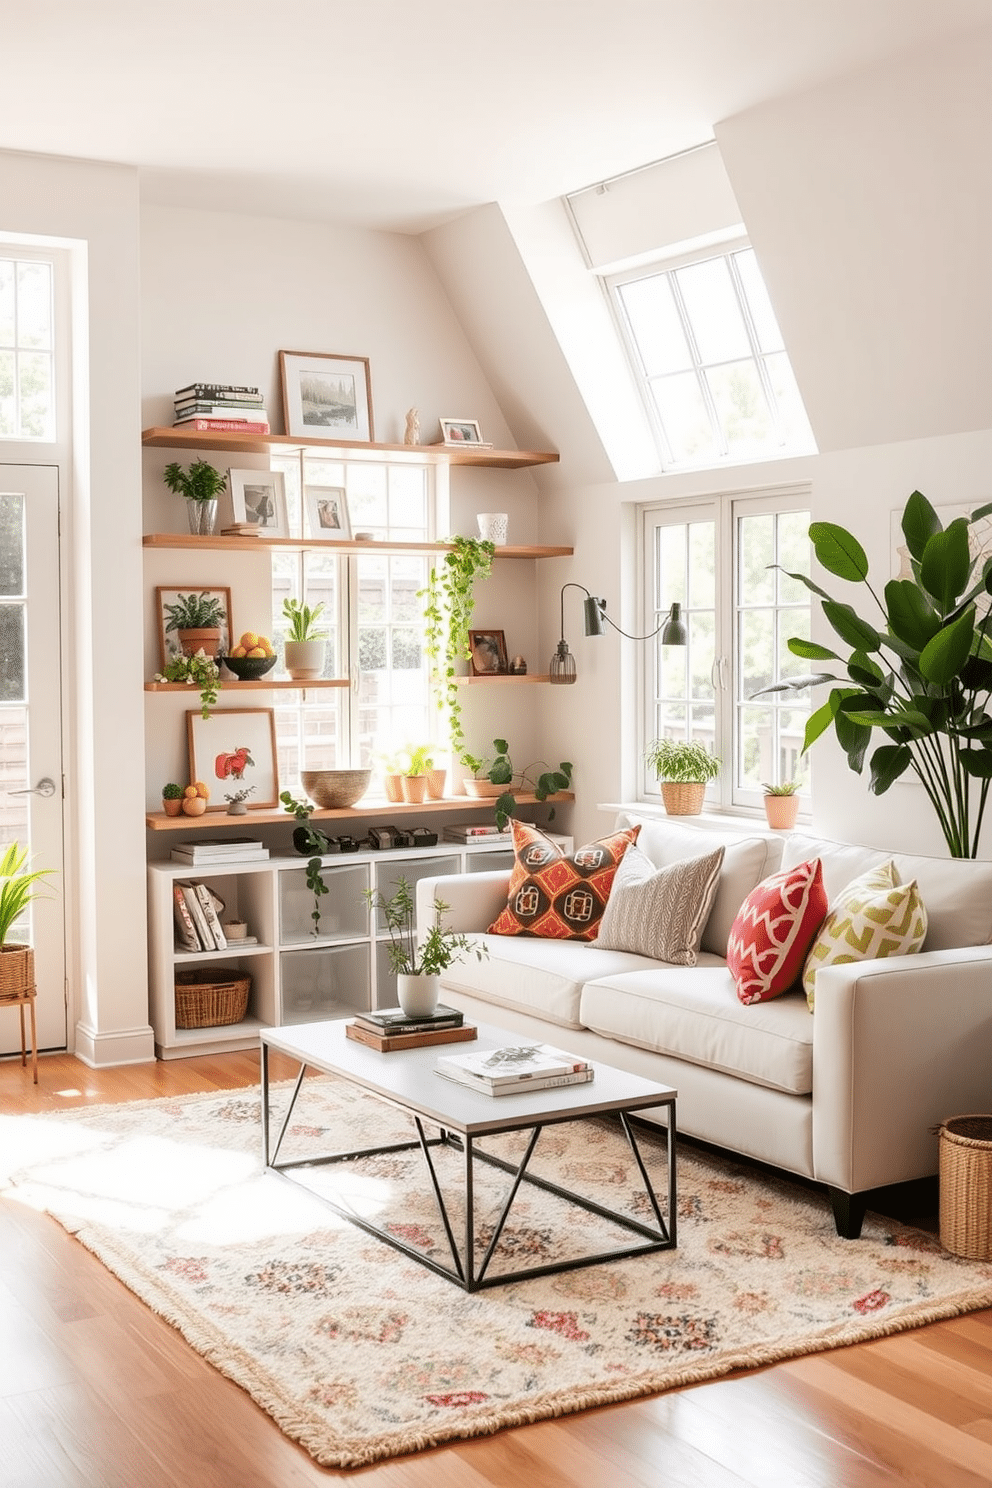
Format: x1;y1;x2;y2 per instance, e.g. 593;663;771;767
754;489;992;859
280;791;333;933
419;536;495;764
463;737;573;829
154;650;220;718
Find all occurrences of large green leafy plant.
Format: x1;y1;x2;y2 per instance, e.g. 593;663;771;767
763;490;992;858
0;842;55;946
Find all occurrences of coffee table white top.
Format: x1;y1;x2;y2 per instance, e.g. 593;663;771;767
262;1019;676;1138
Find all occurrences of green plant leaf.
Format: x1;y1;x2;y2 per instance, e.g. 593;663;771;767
868;743;913;794
801;690;847;752
787;638;839;661
844;705;933;734
901;490;942;561
822;601;882;651
846;650;885;688
918;608;975;686
959;749;992;778
775;567;834;603
809;522;869;582
920;518;972;611
883;579;940;651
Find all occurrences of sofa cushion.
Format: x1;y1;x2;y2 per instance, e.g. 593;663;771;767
580;967;814;1095
727;858;828;1004
488;820;639;941
802;860;928;1009
439;936;703;1029
781;831;992;951
596;844;724;965
616;813;784;956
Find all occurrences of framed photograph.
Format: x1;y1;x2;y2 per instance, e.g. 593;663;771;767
228;469;289;536
439;417;484;446
186;708;279;810
469;629;508;676
279;350;374;442
156;586;233;669
305;484;352;540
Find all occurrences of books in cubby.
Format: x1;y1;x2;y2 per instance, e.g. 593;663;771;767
172;880;230;952
435;1042;593;1096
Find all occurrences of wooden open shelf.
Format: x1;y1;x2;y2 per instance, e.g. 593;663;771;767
142;533;572;558
142;427;558;469
145;678;348;693
146;791;573;832
455;673;552;685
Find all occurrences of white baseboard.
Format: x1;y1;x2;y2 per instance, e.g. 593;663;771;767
73;1021;156;1067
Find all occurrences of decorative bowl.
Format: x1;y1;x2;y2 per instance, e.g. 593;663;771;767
220;654;278;681
301;769;372;809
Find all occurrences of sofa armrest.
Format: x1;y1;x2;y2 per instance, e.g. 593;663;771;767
415;871;510;935
812;945;992;1193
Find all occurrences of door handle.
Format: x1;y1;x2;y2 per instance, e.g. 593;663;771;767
9;777;57;798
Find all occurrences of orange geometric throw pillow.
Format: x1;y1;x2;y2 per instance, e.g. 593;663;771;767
726;858;828;1004
487;820;640;941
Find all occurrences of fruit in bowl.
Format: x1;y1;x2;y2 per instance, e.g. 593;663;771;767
221;653;278;681
228;631;276;659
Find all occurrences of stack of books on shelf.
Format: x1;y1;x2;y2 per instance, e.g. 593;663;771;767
170;837;269;865
435;1042;593;1096
345;1004;477;1052
172;881;230;953
443;824;512;844
172;383;270;434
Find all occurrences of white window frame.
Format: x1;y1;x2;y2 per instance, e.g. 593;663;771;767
0;242;70;448
638;483;812;813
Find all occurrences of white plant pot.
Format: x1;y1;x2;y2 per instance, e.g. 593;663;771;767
396;972;440;1019
284;638;326;680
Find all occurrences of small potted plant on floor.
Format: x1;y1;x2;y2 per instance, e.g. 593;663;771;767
162;458;229;536
762;780;801;830
364;876;486;1017
282;598;327;680
0;842;55;1000
645;738;721;816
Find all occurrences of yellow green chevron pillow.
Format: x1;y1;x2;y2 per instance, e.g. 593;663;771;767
802;860;927;1010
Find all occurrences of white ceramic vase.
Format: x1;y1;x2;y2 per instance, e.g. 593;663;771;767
396;972;440;1018
284;638;326;680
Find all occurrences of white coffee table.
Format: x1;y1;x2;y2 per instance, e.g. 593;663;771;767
261;1018;677;1291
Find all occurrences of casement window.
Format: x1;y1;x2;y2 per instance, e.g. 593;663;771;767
639;488;813;810
0;253;56;442
269;455;434;798
608;241;815;472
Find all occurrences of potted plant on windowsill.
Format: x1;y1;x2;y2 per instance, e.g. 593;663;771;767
762;780;801;830
364;876;486;1018
162;458;228;536
462;738;573;829
400;743;434;804
645;738;721;816
282;598;327;680
0;843;55;1000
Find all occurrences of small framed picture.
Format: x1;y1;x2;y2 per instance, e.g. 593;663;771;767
279;350;374;442
439;417;484;446
468;629;508;675
156;586;233;669
305;484;352;540
187;708;279;810
228;469;289;536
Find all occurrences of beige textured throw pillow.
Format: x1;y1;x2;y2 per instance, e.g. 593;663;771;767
802;859;928;1010
596;844;725;965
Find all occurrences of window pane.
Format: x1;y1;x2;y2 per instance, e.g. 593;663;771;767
0;262;13;345
706;361;772;455
688;522;715;608
0;492;25;594
733;249;784;352
779;606;811;679
765;352;815;450
656;524;686;607
777;510;811;604
689;611;714;699
737;705;768;790
0;604;25;701
651;372;717;463
0;349;15;436
675;257;750;363
17;262;52;349
739;608;774;698
739;513;775;605
618;273;692;375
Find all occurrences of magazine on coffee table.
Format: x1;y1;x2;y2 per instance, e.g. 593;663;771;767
436;1042;590;1086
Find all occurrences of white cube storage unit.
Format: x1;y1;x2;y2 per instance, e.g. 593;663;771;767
148;838;568;1058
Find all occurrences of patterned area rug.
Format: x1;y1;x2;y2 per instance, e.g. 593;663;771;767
3;1079;992;1469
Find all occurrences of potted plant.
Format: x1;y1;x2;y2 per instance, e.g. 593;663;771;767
400;743;434;803
282;598;327;680
364;876;486;1017
0;842;55;999
376;749;405;803
762;780;801;830
154;649;221;717
462;738;573;829
162;458;228;536
162;592;227;659
419;535;495;764
645;738;721;816
755;489;992;858
161;781;184;816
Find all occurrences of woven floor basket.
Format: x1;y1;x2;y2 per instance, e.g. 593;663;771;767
0;944;35;998
175;969;251;1029
938;1114;992;1260
660;782;706;816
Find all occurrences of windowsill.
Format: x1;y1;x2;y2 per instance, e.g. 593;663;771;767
597;800;813;833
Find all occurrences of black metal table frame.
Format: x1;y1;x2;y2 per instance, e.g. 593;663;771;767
261;1044;677;1292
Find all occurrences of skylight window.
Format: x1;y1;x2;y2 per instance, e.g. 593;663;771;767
609;244;815;470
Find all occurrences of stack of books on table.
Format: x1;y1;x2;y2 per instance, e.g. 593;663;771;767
172;383;270;433
345;1005;477;1052
443;824;512;844
435;1043;593;1096
170;837;269;866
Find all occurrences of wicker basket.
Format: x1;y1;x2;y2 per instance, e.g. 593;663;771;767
175;968;251;1029
660;781;706;816
938;1114;992;1260
0;943;34;998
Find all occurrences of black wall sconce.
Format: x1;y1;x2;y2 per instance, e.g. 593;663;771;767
549;585;686;685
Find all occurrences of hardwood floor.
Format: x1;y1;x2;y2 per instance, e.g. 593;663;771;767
1;1051;990;1487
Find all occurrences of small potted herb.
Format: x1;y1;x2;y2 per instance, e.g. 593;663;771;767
161;781;185;816
162;459;228;536
762;780;801;830
645;738;721;816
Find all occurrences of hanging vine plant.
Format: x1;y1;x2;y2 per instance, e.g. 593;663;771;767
419;535;495;763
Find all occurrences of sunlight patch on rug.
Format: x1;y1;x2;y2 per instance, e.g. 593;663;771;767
2;1080;991;1469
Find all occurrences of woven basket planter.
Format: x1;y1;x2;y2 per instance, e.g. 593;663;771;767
0;943;35;999
660;782;706;816
175;969;251;1029
938;1114;992;1259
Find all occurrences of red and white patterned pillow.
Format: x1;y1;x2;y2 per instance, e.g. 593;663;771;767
726;858;828;1004
487;820;639;941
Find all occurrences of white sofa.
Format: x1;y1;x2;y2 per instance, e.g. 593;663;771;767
416;812;992;1237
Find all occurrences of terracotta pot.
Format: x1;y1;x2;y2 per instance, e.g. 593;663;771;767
401;774;427;803
382;773;404;803
178;627;221;658
660;781;706;816
764;794;800;830
162;797;184;816
182;796;207;816
426;768;447;800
